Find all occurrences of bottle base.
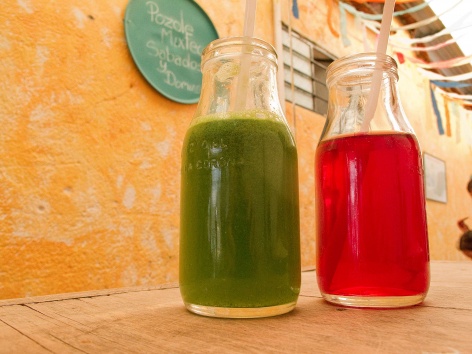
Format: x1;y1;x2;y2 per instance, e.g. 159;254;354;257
321;293;426;308
184;301;297;318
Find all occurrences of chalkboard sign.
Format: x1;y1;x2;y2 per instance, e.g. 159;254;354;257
124;0;218;104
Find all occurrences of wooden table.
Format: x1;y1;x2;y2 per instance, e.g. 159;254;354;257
1;261;471;353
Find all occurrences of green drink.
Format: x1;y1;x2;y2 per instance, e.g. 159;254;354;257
180;112;301;317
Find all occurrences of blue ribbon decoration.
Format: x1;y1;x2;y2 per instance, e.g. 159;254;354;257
430;82;445;135
292;0;299;19
431;80;472;88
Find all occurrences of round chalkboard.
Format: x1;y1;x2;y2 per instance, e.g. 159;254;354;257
124;0;218;104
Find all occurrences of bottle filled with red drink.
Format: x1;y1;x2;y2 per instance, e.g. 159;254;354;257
315;53;430;308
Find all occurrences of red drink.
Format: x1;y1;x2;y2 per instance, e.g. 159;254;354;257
315;133;430;306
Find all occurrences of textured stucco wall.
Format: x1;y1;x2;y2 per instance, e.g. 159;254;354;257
0;0;189;298
1;0;471;300
0;0;274;300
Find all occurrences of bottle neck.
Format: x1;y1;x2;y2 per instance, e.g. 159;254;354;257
193;37;284;120
321;54;414;140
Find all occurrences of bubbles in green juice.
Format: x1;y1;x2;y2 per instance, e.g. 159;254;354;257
180;111;301;308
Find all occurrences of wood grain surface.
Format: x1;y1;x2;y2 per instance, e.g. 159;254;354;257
1;261;471;353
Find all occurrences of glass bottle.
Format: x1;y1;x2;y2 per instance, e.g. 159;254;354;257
315;53;430;308
180;37;301;318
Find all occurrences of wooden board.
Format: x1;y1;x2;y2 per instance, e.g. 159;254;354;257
1;261;471;353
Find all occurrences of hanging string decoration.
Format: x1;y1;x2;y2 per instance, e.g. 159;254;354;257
335;0;472;136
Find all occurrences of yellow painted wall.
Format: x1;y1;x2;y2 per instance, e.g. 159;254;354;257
1;0;471;300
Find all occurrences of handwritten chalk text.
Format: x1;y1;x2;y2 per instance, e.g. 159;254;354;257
144;1;205;95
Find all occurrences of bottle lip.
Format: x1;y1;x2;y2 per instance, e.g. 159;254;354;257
201;36;278;70
326;52;399;86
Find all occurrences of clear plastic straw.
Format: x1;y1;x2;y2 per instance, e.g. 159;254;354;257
243;0;257;38
235;0;257;111
361;0;396;131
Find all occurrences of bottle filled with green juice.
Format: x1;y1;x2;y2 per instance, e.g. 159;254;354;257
180;37;301;318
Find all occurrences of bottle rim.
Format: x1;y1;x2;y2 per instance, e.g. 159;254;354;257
326;52;399;86
201;36;278;70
